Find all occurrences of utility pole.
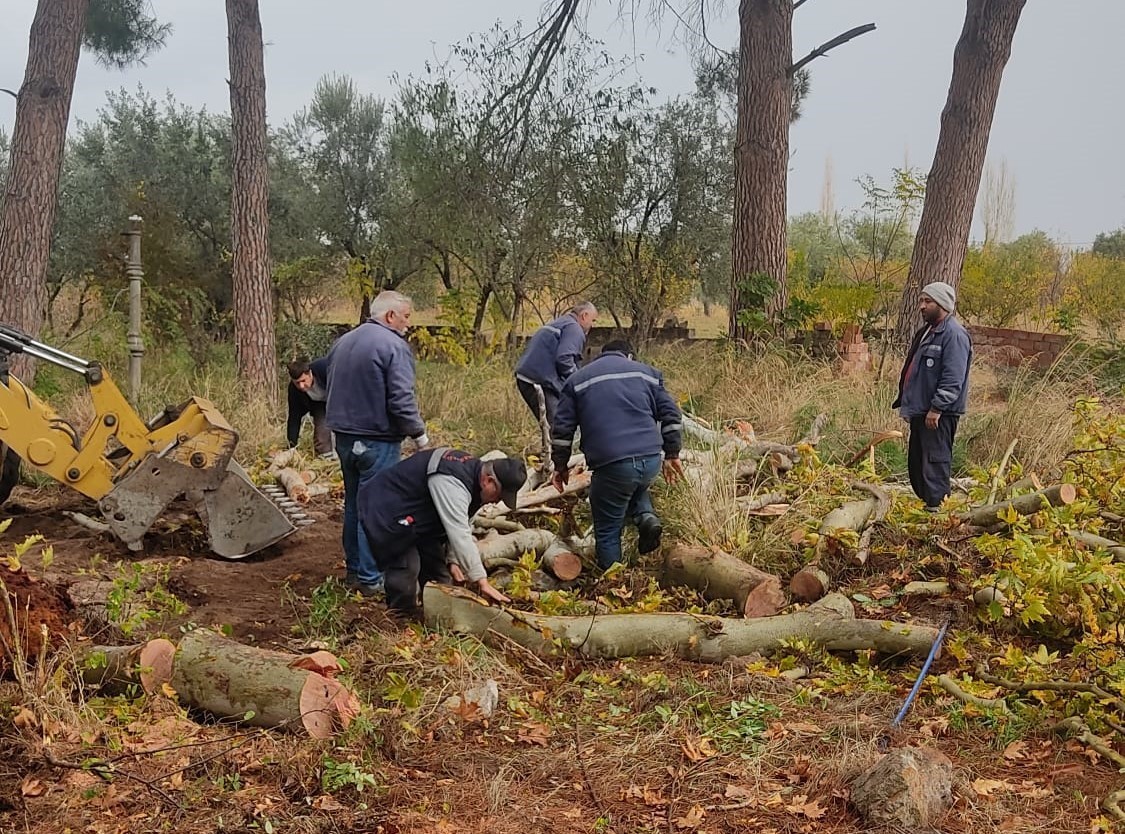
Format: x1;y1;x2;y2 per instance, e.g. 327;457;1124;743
123;215;144;404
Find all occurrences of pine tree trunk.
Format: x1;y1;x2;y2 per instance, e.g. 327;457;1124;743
895;0;1026;346
0;0;88;381
226;0;277;404
729;0;792;339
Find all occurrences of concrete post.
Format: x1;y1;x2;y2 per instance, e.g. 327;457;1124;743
123;215;144;403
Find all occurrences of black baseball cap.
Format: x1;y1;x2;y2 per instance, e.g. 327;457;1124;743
489;457;527;510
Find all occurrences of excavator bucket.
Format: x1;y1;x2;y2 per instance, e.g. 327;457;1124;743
199;461;307;559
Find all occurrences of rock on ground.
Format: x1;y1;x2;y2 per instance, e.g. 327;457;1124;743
850;746;954;829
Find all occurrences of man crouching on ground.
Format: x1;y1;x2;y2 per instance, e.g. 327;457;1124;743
550;339;684;570
358;447;521;618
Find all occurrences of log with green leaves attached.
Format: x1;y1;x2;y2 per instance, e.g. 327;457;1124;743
962;483;1077;527
423;585;939;661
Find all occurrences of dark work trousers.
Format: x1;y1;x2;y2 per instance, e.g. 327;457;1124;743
308;403;333;456
908;414;960;508
370;537;452;617
516;379;559;441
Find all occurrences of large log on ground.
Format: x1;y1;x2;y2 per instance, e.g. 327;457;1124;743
423;586;939;661
476;529;585;580
961;483;1077;527
80;639;175;695
171;629;359;738
817;497;878;562
661;544;784;618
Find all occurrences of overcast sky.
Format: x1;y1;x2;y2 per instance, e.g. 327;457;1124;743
2;1;1122;246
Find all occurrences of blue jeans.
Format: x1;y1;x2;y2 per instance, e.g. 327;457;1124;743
336;434;401;585
589;454;661;569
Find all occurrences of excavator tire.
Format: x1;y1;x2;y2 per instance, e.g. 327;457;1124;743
0;443;19;505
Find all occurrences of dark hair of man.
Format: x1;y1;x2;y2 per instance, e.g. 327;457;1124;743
286;358;311;380
602;339;634;357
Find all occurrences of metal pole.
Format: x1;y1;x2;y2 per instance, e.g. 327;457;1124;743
124;215;144;403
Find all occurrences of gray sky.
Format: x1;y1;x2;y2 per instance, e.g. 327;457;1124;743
2;1;1123;246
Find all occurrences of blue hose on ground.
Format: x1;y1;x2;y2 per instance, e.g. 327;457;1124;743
891;617;952;729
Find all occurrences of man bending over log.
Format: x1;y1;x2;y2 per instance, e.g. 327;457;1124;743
286;356;334;458
358;448;522;618
551;340;684;569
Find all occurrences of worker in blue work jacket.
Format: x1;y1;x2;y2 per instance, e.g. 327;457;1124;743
513;301;597;438
550;339;684;569
358;447;522;618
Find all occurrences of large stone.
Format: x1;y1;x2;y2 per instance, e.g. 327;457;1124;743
850;746;954;829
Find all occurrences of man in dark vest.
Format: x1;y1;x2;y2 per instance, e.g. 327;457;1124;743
286;357;334;458
893;282;973;511
551;339;684;570
358;448;523;617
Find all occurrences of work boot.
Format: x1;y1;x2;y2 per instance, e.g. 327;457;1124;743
344;572;360;589
354;579;385;598
636;512;663;555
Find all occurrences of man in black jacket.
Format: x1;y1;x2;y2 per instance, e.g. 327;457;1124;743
551;340;684;569
286;357;334;458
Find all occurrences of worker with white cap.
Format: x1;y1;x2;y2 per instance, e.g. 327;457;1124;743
892;282;973;511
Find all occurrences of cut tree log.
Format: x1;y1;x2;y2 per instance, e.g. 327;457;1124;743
790;566;830;602
423;586;940;660
961;483;1077;527
79;638;176;695
274;468;311;502
818;497;878;562
902;580;952;597
477;469;593;517
683;414;798;470
171;629;359;738
1065;531;1125;562
473;517;525;534
476;528;587;581
1003;473;1043;497
661;544;785;618
737;491;788;513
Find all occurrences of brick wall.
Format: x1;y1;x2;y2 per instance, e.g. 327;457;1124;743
967;325;1070;368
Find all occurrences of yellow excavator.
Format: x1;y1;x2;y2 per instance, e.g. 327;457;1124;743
0;324;309;558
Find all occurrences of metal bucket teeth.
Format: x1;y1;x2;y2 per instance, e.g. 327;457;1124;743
262;488;316;529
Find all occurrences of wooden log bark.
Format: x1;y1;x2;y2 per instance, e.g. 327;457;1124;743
274;468;310;502
79;638;176;696
817;497;878;563
476;529;585;580
684;414;797;469
170;629;359;738
423;586;940;660
661;544;784;618
961;483;1077;527
1065;531;1125;562
790;566;830;602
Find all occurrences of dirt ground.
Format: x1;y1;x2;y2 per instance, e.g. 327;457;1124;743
1;483;1121;834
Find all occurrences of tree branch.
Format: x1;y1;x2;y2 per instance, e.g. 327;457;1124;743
790;23;877;76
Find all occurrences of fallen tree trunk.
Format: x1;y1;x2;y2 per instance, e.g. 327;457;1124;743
818;497;878;562
423;586;940;661
1065;531;1125;562
961;483;1077;527
1003;473;1043;497
476;529;585;580
683;414;798;469
274;468;311;502
171;629;359;738
478;470;593;517
661;544;785;618
79;638;176;695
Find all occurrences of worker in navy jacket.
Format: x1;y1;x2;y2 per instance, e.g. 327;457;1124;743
359;447;521;617
551;340;684;569
286;356;333;457
892;282;973;510
326;290;430;597
513;301;597;435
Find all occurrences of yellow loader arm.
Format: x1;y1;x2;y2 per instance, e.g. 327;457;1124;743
0;325;308;558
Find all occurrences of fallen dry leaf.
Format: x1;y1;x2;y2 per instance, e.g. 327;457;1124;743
561;808;583;820
12;707;38;731
681;734;717;763
785;795;827;819
311;794;347;811
674;804;706;829
517;720;552;746
20;777;44;797
624;784;669;807
724;784;755;800
1002;740;1029;761
971;778;1008;797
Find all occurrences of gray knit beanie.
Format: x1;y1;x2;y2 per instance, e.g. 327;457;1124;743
921;282;956;313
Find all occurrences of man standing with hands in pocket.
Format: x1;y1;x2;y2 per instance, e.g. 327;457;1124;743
550;340;684;570
893;282;973;512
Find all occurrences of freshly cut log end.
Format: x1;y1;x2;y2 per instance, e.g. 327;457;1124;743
299;675;360;739
661;543;784;618
790;567;830;602
962;483;1078;527
543;548;582;581
138;638;176;693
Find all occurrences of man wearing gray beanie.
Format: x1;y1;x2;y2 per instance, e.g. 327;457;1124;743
892;282;973;511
